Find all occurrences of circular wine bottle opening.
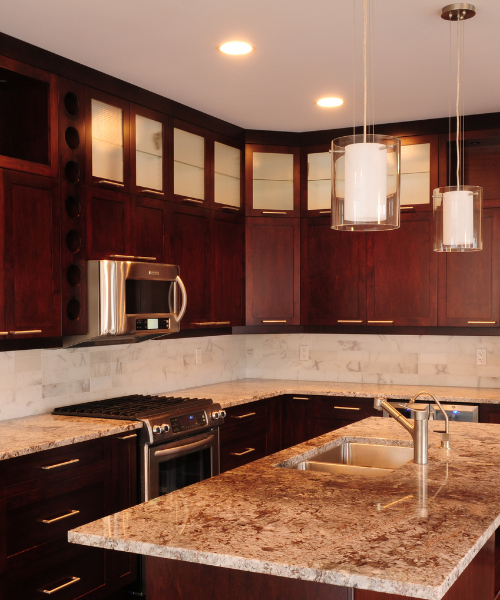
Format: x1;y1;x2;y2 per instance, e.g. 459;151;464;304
66;264;82;287
65;195;81;218
66;230;82;253
65;126;80;150
65;161;80;184
67;299;81;321
64;92;79;116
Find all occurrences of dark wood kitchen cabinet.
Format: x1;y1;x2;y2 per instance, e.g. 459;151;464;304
301;216;367;325
281;394;314;449
132;195;169;263
438;208;500;328
313;396;380;437
245;216;300;326
366;212;437;327
1;170;61;339
0;432;138;599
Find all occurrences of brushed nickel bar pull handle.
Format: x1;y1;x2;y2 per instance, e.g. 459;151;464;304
109;255;156;261
230;448;255;456
141;189;164;195
118;434;137;440
214;321;231;325
41;577;81;595
262;320;287;323
192;322;215;326
338;320;363;323
10;330;42;335
334;406;361;411
368;320;394;324
292;397;309;401
98;180;124;187
468;321;497;324
40;509;80;524
319;210;332;214
231;412;256;419
262;211;287;214
221;206;239;211
401;206;414;210
182;198;203;204
137;256;157;261
41;458;79;470
0;332;8;335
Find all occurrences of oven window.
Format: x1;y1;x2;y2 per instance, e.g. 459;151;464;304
158;448;212;496
125;279;174;314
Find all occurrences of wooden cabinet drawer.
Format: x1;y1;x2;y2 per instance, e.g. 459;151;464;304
0;437;108;496
5;474;107;568
223;400;268;425
220;418;268;472
1;544;107;600
314;397;378;421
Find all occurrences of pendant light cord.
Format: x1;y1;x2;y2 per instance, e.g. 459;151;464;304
456;16;461;190
363;0;367;143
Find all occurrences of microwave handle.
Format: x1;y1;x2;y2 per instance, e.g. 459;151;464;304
175;275;187;322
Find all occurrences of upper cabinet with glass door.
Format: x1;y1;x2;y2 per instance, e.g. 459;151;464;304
213;135;243;213
301;145;333;216
399;134;438;213
245;144;300;217
173;120;208;206
130;104;167;199
85;89;130;192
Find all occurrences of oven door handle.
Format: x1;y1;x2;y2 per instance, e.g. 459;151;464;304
174;275;187;323
154;435;214;457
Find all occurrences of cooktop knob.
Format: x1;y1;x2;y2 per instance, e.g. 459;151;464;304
211;411;221;420
220;410;227;418
162;423;170;433
152;425;163;435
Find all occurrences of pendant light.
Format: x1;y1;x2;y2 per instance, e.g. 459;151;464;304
331;0;401;232
433;3;482;252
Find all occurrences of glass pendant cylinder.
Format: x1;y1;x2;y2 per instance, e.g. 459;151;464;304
331;134;401;231
433;185;482;251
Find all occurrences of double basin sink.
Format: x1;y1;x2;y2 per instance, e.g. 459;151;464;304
290;441;414;477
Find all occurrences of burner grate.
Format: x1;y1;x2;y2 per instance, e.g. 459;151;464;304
52;394;212;420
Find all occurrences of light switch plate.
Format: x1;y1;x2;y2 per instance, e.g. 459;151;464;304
196;348;202;365
477;348;487;366
299;345;310;361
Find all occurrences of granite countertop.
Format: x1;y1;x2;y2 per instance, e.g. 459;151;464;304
0;414;142;461
69;418;500;599
160;378;500;409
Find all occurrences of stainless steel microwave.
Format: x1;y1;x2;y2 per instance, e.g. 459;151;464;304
63;260;187;347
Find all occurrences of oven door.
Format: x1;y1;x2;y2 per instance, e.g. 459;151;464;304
144;429;220;502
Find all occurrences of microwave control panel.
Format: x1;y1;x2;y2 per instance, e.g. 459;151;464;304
171;411;207;434
136;318;170;331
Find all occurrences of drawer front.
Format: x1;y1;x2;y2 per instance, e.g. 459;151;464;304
6;475;107;564
1;437;108;494
220;418;268;472
315;397;378;421
223;400;268;425
1;544;107;600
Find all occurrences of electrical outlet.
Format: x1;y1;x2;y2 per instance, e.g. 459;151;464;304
476;348;487;366
299;345;310;361
195;348;202;365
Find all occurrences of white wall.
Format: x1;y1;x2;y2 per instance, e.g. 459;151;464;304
1;333;500;422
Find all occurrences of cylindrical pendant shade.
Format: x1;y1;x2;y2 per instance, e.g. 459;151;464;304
331;134;401;231
433;185;482;252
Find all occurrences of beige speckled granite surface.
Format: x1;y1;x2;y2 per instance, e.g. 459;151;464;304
0;414;142;461
69;418;500;599
160;378;500;408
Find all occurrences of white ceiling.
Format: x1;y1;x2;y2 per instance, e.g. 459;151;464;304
2;0;499;132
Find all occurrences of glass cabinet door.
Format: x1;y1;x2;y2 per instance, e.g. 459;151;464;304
214;141;241;209
136;115;163;192
174;127;205;202
91;99;124;184
400;143;430;206
307;151;331;212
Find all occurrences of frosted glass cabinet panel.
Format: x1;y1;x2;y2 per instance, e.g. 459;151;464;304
214;142;241;208
253;152;294;211
308;151;331;211
174;128;205;200
92;99;124;183
136;115;163;191
400;143;431;206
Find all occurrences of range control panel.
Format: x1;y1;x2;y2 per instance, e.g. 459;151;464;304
136;318;170;331
171;411;207;433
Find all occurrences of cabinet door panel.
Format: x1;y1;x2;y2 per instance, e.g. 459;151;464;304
367;213;437;326
246;217;300;325
133;196;168;263
438;209;500;327
211;212;244;326
282;396;314;450
169;203;209;328
4;171;61;337
301;217;367;325
87;187;131;260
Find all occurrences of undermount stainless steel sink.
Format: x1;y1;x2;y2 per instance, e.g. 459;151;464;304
292;442;414;477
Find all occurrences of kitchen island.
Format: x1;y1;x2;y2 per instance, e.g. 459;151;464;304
69;417;500;600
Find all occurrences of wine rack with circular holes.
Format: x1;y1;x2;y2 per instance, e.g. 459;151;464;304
59;78;87;335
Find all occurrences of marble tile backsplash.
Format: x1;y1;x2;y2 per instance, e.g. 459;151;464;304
2;332;500;422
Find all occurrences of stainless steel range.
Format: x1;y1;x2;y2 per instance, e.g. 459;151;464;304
53;394;226;502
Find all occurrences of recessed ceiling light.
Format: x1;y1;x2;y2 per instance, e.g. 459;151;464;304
317;97;344;108
219;41;254;55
